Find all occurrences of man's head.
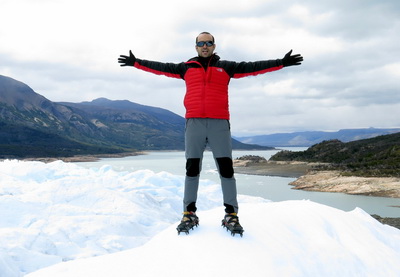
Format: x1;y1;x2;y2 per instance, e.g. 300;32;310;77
195;32;216;58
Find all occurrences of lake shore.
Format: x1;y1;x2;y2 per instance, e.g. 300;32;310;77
289;170;400;198
234;159;400;198
234;160;313;178
234;158;400;229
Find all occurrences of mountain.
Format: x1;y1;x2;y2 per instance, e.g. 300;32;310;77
58;98;187;150
0;75;122;158
270;132;400;177
0;75;269;158
236;128;400;147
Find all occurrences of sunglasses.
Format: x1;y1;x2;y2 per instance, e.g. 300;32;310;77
196;41;214;47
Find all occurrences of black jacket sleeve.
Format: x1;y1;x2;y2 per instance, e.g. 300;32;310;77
219;59;284;78
134;59;187;79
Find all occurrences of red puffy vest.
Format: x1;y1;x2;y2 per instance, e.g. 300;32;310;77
183;61;231;119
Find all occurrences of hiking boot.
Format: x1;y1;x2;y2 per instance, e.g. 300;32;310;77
221;213;244;237
176;212;199;235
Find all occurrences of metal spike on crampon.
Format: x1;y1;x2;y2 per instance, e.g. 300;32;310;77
176;212;199;235
177;222;198;235
221;214;244;237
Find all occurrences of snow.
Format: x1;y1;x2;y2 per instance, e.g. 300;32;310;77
0;160;399;277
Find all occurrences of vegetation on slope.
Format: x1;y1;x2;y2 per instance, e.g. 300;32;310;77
270;133;400;177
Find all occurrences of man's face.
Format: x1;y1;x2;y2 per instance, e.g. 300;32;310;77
195;33;216;58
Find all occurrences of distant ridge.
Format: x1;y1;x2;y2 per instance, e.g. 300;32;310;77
237;128;400;147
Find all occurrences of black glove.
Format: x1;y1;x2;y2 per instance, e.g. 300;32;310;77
118;50;136;66
282;50;303;67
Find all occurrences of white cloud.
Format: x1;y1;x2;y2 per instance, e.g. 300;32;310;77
383;63;400;78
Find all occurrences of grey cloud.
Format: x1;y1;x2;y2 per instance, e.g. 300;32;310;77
1;0;399;136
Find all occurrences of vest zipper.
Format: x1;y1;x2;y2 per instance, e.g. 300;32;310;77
202;58;213;117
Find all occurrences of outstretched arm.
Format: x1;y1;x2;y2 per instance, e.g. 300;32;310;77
118;50;185;79
227;50;303;78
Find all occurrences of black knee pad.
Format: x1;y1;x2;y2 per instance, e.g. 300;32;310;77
186;158;201;177
216;157;234;178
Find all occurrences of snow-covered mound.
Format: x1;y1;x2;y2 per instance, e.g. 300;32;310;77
0;160;262;276
28;201;400;277
1;160;399;276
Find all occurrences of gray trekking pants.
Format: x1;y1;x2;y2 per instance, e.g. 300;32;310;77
184;118;238;214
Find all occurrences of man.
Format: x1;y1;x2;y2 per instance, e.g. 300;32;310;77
118;32;303;236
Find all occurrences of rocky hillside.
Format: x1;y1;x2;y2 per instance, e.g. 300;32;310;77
270;133;400;177
0;75;270;158
0;75;185;157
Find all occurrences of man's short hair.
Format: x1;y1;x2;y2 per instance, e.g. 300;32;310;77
196;32;215;43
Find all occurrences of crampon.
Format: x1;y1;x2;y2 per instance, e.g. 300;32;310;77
221;213;244;237
177;212;199;235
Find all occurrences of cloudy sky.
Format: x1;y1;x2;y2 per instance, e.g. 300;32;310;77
1;0;399;136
